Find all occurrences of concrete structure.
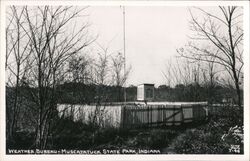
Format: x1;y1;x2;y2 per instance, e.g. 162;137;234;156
137;84;154;101
57;102;208;128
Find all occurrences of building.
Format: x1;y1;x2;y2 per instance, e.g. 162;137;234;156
137;83;154;101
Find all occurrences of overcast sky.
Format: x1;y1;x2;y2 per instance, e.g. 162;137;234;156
5;5;229;87
87;6;191;87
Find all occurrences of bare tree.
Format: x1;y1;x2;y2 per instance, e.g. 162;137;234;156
200;56;222;104
5;6;32;142
18;6;93;149
111;52;131;87
93;43;111;86
163;58;201;87
162;59;174;87
178;6;243;108
68;54;90;84
111;52;131;101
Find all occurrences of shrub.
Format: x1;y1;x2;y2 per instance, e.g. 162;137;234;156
170;128;228;154
170;117;243;154
122;129;178;149
221;125;244;154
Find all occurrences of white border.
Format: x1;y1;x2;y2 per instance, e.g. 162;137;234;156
0;1;249;161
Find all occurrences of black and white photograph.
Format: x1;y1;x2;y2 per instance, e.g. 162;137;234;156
0;0;249;161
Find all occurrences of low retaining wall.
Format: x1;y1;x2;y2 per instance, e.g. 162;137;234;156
57;102;208;128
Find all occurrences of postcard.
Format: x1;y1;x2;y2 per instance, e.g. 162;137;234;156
0;1;249;161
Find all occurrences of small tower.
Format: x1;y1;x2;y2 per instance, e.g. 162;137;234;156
137;83;154;102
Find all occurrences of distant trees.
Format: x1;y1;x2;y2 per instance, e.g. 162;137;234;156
88;42;131;102
163;58;202;87
111;52;131;101
93;44;110;86
57;42;131;104
111;52;131;87
177;6;243;108
68;55;91;84
201;58;220;104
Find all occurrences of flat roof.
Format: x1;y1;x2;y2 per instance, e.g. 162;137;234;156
137;83;155;86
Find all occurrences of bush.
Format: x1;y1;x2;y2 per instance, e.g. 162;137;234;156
221;125;244;154
170;117;243;154
170;128;228;154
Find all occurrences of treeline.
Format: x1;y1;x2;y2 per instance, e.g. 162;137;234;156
155;84;240;103
6;82;240;106
57;82;240;104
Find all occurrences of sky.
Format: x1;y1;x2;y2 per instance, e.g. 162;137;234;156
86;6;191;87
